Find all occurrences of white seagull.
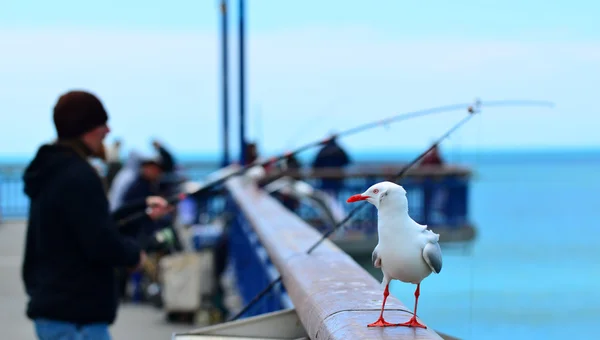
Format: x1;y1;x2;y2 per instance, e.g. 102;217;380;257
346;181;443;329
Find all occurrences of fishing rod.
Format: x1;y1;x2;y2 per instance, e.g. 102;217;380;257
227;102;484;321
116;98;554;227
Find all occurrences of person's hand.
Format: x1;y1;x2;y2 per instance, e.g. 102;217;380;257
130;251;147;272
138;251;147;269
146;196;168;208
145;196;174;220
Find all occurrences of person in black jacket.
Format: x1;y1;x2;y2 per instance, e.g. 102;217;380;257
151;139;180;213
311;136;351;193
22;90;172;340
151;139;175;174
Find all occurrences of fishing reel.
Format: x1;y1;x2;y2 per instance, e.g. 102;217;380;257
468;98;482;114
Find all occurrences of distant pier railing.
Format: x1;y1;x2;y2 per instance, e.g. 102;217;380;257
0;164;28;219
0;162;473;241
0;161;219;221
224;173;443;339
294;164;474;246
278;164;471;227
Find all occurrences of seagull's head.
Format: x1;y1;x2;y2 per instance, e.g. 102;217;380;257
346;181;407;210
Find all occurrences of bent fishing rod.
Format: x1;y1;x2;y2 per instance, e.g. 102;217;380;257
227;102;483;321
116;98;554;227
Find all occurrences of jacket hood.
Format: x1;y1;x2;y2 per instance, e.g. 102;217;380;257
23;143;86;199
124;150;142;170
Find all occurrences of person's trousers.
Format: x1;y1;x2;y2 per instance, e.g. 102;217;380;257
34;319;111;340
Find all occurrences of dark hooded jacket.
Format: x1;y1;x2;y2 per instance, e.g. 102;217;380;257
21;141;142;325
311;139;351;191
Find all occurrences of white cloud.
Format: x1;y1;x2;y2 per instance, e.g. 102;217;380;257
0;27;597;157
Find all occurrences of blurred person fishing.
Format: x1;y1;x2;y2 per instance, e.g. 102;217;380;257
108;150;142;212
311;135;351;194
104;139;123;188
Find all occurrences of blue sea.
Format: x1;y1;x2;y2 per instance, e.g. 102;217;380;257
1;148;599;339
383;148;600;340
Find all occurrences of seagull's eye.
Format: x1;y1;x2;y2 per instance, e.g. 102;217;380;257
373;189;379;194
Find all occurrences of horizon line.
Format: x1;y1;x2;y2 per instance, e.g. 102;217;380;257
0;145;598;162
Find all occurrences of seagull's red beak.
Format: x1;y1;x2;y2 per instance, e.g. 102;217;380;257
346;194;369;203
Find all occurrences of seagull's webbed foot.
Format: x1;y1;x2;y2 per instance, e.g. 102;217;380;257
367;317;396;327
367;282;397;327
396;316;427;329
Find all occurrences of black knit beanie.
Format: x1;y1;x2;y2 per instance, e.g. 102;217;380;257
53;90;109;140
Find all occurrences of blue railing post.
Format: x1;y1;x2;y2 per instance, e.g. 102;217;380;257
225;193;291;319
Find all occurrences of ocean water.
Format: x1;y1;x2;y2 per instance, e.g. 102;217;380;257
1;148;599;339
384;150;600;340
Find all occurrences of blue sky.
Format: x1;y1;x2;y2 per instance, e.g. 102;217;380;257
0;0;598;159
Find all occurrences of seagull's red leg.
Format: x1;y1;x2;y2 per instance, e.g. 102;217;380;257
396;283;427;329
367;283;395;327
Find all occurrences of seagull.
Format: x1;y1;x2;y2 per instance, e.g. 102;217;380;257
347;181;443;329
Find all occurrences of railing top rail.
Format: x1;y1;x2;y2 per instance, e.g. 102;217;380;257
271;165;471;180
316;164;470;176
226;172;443;340
177;161;472;177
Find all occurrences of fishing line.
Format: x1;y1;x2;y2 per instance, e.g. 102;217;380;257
228;102;482;321
116;98;554;227
468;107;484;340
283;114;331;151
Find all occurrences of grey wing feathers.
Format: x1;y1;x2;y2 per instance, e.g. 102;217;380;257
423;242;442;274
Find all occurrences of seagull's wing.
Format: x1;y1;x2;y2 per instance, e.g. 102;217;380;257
422;242;442;274
419;224;440;243
372;244;382;268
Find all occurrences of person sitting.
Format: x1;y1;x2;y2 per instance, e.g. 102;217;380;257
109;150;142;212
120;157;169;244
419;144;444;167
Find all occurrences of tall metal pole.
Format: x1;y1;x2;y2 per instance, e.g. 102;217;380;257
220;0;230;167
238;0;247;164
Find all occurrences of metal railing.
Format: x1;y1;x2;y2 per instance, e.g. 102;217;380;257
0;164;27;219
294;166;471;228
224;173;443;339
0;162;473;238
0;162;220;221
224;192;294;318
